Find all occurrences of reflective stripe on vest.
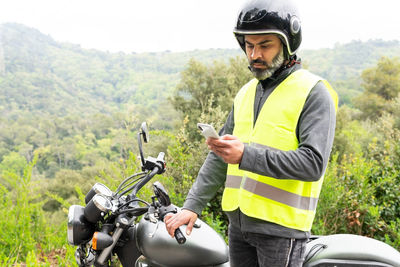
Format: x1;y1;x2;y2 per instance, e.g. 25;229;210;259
225;175;319;211
221;69;338;231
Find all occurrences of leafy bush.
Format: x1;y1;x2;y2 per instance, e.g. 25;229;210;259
0;154;76;265
313;108;400;250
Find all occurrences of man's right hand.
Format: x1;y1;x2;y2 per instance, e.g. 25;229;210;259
164;209;198;237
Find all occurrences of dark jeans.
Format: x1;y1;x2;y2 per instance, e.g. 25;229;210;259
228;224;307;267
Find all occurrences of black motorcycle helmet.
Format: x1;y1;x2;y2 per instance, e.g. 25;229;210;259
233;0;302;59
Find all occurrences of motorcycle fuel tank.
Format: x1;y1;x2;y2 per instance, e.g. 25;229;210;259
136;217;229;267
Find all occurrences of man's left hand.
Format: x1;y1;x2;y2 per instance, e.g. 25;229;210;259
206;135;244;164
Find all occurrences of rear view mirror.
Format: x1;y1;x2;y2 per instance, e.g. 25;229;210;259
138;122;149;169
140;122;149;143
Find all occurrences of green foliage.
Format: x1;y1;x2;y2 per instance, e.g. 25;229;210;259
300;40;400;80
354;57;400;119
0;155;74;265
0;151;27;176
300;40;400;106
314;101;400;249
361;57;400;100
0;23;240;124
170;56;252;141
314;150;400;248
331;105;369;161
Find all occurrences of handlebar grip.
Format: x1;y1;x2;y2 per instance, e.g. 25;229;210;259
174;227;186;244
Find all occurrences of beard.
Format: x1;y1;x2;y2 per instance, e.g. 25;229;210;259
248;49;285;80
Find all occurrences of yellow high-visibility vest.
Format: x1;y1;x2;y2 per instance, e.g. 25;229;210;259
221;69;338;231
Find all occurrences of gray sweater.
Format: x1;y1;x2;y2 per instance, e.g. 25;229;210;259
183;63;337;239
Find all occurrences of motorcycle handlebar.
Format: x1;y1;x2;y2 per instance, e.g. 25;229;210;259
131;167;159;197
132;152;165;196
159;205;187;245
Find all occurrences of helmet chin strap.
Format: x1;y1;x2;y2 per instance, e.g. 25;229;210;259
277;43;300;71
284;55;301;69
272;57;300;77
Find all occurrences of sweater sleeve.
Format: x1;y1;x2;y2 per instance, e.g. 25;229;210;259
182;110;234;214
239;81;336;181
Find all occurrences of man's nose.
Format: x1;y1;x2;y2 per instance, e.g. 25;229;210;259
250;46;262;60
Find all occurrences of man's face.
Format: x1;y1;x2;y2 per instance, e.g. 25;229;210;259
245;34;284;80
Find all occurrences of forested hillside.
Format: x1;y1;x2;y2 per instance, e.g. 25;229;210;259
1;23;400;119
0;23;241;120
1;22;400;265
300;40;400;104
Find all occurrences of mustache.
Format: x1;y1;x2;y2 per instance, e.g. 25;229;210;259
250;59;268;67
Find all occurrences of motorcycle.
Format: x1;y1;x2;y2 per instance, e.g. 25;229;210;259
68;122;400;267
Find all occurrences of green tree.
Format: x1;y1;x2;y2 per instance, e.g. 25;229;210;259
0;151;27;177
354;57;400;119
170;56;252;141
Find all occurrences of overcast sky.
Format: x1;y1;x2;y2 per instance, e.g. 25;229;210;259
0;0;399;53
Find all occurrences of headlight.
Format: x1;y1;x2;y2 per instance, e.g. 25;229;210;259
68;205;95;245
85;183;112;204
84;194;112;224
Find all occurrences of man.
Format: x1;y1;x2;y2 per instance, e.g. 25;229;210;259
165;0;338;266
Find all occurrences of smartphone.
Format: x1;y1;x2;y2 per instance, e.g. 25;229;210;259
197;123;220;139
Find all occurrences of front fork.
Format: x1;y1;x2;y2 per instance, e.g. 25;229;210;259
75;215;139;267
75;244;95;267
95;214;133;266
115;225;141;267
